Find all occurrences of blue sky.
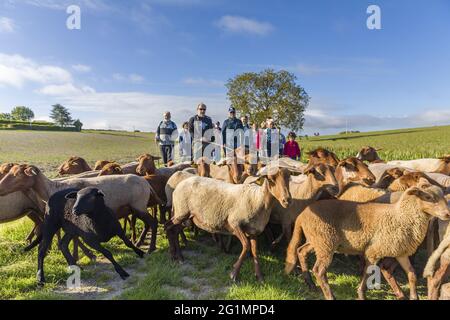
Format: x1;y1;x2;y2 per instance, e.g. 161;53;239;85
1;0;449;134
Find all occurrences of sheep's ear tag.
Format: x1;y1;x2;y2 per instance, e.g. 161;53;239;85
72;162;79;166
65;192;77;200
97;190;106;197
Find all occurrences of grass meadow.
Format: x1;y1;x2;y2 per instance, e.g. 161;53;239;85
0;125;449;300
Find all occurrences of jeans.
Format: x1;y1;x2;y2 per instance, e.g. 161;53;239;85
160;145;174;164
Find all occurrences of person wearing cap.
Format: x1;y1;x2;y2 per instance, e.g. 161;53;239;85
155;111;178;165
188;103;214;160
222;107;244;155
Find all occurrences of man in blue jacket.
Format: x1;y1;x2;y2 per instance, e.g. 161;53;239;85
222;107;244;156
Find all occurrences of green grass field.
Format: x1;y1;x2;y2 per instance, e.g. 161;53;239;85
0;125;449;300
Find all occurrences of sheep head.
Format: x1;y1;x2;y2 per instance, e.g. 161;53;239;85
66;187;106;216
263;167;292;208
0;164;39;196
98;163;124;176
304;162;339;197
356;146;382;163
338;157;376;186
389;171;445;192
94;160;113;171
58;156;91;175
136;154;160;176
307;148;339;167
406;185;450;220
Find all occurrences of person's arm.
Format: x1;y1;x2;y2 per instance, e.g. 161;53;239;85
155;122;161;142
188;117;195;136
171;122;178;144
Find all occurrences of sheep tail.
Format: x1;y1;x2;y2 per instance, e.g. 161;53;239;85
24;234;42;252
423;236;450;278
285;217;304;274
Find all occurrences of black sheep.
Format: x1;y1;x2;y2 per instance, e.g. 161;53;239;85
26;187;145;285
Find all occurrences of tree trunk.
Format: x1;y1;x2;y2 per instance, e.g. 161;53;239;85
440;283;450;300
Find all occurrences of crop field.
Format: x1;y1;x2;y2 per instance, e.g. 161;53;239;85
0;125;448;300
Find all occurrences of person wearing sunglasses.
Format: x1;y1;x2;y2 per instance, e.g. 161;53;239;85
188;103;214;160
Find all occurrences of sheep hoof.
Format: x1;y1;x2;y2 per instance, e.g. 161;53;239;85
120;272;130;280
256;275;264;282
229;272;239;282
136;250;145;258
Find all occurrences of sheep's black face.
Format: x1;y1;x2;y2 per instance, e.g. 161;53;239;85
66;187;105;216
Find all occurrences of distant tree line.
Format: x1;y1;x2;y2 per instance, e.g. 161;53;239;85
0;104;83;132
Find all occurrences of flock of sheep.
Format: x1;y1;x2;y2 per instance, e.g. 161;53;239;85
0;147;449;300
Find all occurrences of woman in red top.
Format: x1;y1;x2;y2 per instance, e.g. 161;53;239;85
284;132;301;160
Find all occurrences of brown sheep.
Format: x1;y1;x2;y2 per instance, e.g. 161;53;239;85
98;163;124;176
356;146;385;163
388;171;446;192
374;167;406;189
285;185;450;300
58;156;92;175
94;160;114;171
307;148;340;167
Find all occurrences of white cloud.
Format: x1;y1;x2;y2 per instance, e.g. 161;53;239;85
53;91;228;131
0;17;15;33
0;53;72;88
216;15;274;36
303;105;450;134
72;64;92;73
113;73;145;84
183;77;224;87
37;83;96;96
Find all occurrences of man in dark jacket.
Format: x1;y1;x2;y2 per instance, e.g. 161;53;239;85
188;103;214;160
222;107;244;156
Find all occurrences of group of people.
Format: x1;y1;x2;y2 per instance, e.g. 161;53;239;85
155;103;302;165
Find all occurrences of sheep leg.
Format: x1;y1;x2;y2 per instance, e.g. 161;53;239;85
37;231;56;285
229;227;250;282
83;238;130;280
72;238;79;262
379;259;406;300
159;205;167;224
59;233;78;266
297;243;316;290
26;211;43;243
357;259;371;300
130;215;137;243
426;218;438;258
312;255;335;300
76;238;97;262
117;230;145;258
123;216;129;234
224;235;234;253
132;209;158;253
250;237;263;282
427;259;450;300
396;256;418;300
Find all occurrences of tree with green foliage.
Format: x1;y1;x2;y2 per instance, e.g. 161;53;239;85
50;104;73;127
11;106;35;122
73;119;83;132
0;113;12;120
226;69;309;132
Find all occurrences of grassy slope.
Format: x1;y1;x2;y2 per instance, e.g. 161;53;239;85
0;125;448;300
